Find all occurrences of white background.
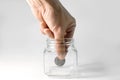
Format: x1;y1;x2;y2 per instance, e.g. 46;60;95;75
0;0;120;80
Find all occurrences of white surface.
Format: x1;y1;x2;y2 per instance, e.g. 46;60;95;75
0;0;120;80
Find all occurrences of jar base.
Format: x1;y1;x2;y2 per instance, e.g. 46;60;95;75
44;65;74;77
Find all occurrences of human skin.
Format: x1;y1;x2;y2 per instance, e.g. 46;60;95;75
26;0;76;59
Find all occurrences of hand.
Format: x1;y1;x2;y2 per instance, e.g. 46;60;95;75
26;0;76;59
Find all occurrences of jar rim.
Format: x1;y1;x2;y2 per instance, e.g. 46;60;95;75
46;38;74;44
47;38;74;41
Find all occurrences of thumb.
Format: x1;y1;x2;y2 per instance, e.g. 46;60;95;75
53;29;66;60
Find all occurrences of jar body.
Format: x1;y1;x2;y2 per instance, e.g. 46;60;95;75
43;38;78;76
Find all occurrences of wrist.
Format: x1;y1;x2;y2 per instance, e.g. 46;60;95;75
40;0;60;6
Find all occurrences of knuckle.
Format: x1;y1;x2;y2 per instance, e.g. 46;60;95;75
71;17;76;27
72;17;76;24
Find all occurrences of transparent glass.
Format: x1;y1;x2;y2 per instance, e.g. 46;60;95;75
43;38;78;77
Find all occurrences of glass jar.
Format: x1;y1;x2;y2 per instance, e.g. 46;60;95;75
43;38;78;77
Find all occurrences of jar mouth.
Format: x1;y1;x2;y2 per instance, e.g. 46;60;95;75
47;38;74;44
47;38;73;41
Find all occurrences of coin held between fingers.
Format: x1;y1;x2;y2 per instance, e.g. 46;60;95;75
54;57;65;66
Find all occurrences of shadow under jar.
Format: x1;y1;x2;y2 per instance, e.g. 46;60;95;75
43;38;78;77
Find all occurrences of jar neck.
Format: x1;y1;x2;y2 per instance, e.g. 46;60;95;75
46;38;74;48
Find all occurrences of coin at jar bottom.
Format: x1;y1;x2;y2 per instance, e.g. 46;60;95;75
54;57;65;66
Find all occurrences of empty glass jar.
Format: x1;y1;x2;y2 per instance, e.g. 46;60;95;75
43;38;78;77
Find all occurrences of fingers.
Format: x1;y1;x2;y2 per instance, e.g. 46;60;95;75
44;29;54;39
65;22;76;38
40;22;54;38
64;24;76;55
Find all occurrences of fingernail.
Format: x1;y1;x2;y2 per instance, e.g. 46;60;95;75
57;53;66;60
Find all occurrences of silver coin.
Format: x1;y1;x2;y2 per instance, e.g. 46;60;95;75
54;57;65;66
